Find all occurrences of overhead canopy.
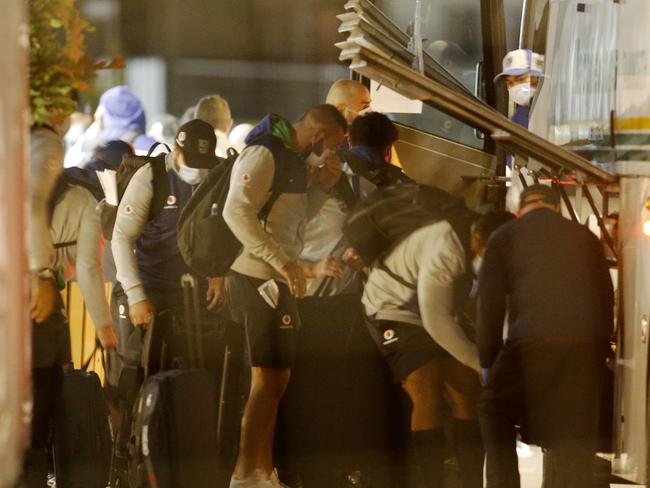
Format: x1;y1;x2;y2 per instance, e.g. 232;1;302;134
337;0;617;185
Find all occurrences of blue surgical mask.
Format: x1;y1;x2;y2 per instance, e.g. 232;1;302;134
178;165;206;186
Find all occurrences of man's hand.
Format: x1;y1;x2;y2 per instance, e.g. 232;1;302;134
96;325;118;350
317;152;343;192
280;261;307;298
342;247;366;272
206;276;226;311
311;256;344;279
30;277;58;323
129;299;156;327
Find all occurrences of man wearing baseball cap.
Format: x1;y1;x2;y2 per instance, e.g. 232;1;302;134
477;184;613;487
494;48;545;129
112;118;218;330
110;118;219;460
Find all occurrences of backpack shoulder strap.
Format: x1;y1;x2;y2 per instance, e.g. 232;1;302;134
146;142;172;157
148;154;170;219
246;135;290;222
376;260;417;290
225;146;239;160
333;176;358;209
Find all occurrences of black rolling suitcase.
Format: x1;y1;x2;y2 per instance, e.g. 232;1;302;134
275;294;412;488
54;358;112;488
126;274;233;488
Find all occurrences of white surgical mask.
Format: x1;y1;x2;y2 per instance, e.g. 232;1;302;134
305;148;334;168
346;105;372;118
472;255;483;276
508;83;536;107
178;165;206;186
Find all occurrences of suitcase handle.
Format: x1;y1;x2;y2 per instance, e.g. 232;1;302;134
181;274;204;370
141;321;154;377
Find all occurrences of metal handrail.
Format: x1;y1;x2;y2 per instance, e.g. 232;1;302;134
338;44;616;184
341;0;480;100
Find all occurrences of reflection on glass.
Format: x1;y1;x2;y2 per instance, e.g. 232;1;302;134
372;0;523;149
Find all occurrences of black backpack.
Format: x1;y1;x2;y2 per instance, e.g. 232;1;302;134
339;149;414;188
177;137;285;278
48;167;109;250
98;143;171;240
343;183;478;273
49;168;105;215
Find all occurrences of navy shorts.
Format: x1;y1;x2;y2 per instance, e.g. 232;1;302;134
363;315;449;383
226;271;301;369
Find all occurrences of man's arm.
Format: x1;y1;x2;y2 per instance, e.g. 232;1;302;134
418;225;480;372
223;145;291;272
30;127;64;272
29;127;64;322
111;165;154;305
75;197;112;331
476;238;508;368
306;151;343;220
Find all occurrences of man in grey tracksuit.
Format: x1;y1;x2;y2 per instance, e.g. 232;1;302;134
223;106;347;488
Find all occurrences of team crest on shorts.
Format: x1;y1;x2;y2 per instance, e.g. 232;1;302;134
280;314;293;328
383;329;398;345
124;205;134;215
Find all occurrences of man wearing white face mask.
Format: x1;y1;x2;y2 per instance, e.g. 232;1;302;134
112;119;218;330
493;49;545;130
494;49;545;212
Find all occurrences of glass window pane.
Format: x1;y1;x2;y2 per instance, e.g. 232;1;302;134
372;0;524;148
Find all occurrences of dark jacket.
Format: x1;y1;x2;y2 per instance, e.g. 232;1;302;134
136;168;193;290
476;208;614;369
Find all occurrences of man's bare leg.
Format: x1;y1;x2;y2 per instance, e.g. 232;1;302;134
445;358;484;488
233;367;291;480
401;359;446;488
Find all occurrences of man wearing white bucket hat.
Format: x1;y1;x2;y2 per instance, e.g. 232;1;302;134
494;49;546;212
494;48;545;129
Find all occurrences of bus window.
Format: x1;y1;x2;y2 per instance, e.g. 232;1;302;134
372;0;525;149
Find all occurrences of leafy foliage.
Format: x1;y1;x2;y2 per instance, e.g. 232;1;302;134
29;0;123;126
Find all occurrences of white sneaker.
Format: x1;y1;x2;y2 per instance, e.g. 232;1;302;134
269;469;292;488
229;471;273;488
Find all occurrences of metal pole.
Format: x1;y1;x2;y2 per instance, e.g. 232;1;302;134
411;0;424;74
556;183;579;222
480;0;510;207
519;0;530;49
583;184;618;259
